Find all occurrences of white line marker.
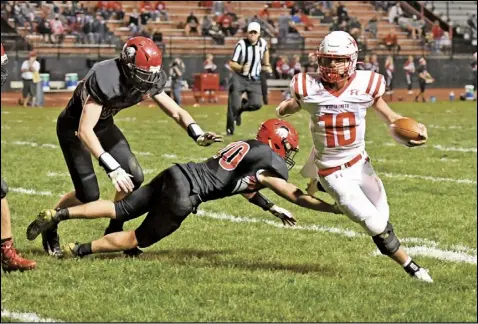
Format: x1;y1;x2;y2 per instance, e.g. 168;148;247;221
9;187;53;196
11;141;58;149
432;145;477;153
132;151;153;156
1;309;59;322
47;172;70;177
195;210;476;264
381;172;476;184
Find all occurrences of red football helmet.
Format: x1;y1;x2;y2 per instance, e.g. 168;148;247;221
256;119;299;170
1;43;8;87
120;36;164;93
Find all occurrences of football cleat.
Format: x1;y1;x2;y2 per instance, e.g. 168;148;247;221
26;209;58;241
412;268;433;283
1;240;36;272
41;229;64;258
61;242;80;258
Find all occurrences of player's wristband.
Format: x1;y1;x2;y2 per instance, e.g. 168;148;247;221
187;123;204;141
249;192;274;211
99;152;120;173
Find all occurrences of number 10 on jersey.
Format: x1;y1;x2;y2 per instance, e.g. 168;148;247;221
317;112;357;148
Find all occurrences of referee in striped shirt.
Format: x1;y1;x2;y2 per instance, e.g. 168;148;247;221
226;22;272;135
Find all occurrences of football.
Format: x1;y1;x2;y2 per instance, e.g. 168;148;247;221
390;117;422;144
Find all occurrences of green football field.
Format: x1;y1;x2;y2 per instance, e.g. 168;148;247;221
1;101;476;322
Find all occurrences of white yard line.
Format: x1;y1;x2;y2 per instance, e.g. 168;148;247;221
6;186;477;264
380;172;476;184
1;309;59;322
195;210;476;264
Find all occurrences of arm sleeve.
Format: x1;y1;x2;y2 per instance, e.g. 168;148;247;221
231;42;242;63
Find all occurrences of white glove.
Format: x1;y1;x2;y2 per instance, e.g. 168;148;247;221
407;123;428;147
108;168;134;193
269;205;296;226
196;131;223;146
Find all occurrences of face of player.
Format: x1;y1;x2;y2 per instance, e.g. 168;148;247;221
247;31;259;44
319;56;349;80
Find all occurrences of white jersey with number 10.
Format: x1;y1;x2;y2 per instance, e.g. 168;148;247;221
290;70;386;169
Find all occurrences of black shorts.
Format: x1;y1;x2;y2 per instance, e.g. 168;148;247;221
22;79;37;98
115;165;199;248
57;112;144;203
419;80;426;92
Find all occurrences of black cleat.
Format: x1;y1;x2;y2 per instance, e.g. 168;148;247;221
41;228;63;258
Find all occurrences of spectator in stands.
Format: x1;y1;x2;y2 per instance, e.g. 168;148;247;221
128;8;140;35
154;1;168;21
169;57;185;106
388;2;403;24
370;54;379;73
38;13;54;43
259;5;274;26
208;21;225;45
269;1;282;9
236;16;248;35
299;10;314;31
110;1;124;20
199;1;214;12
431;20;443;53
20;51;40;108
467;14;476;33
321;10;334;24
218;11;234;36
329;16;340;32
290;11;301;24
275;56;290;79
385;55;394;94
185;12;200;36
383;31;401;55
290;4;300;16
70;12;85;44
302;52;318;72
348;17;361;40
403;55;415;94
357;54;372;70
285;1;296;9
289;54;302;76
310;3;325;19
278;12;290;43
50;13;65;44
440;31;451;54
365;14;378;38
213;1;224;17
201;15;212;36
411;15;424;39
288;20;300;35
140;1;155;25
335;1;348;24
224;1;237;20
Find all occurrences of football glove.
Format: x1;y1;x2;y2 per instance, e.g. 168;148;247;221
196;132;223;146
269;205;297;226
108;168;134;193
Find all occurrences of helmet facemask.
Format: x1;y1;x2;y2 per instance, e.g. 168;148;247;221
283;139;298;170
318;53;354;83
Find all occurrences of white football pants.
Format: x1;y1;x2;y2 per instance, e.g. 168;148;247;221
300;147;389;236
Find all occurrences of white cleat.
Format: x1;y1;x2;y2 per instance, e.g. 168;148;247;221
413;268;433;283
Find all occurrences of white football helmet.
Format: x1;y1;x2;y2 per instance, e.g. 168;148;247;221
316;31;358;83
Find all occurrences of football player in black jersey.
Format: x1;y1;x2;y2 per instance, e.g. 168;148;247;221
27;119;340;258
42;36;222;258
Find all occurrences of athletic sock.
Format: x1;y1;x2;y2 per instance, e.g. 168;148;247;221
76;242;93;257
1;237;12;245
403;257;421;275
53;208;70;222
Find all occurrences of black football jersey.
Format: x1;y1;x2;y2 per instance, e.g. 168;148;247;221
178;140;289;202
62;58;166;121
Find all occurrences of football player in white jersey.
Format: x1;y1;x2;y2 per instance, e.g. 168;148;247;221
276;31;433;283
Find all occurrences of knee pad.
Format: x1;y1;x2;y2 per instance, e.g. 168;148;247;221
128;154;144;189
372;222;401;256
75;176;100;203
1;178;9;199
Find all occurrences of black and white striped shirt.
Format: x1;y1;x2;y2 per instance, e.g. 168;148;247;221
231;38;268;80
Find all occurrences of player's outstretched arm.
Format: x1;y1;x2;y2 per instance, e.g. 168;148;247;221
152;92;223;146
275;98;301;118
257;171;339;214
242;192;296;226
373;97;428;146
78;100;134;193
